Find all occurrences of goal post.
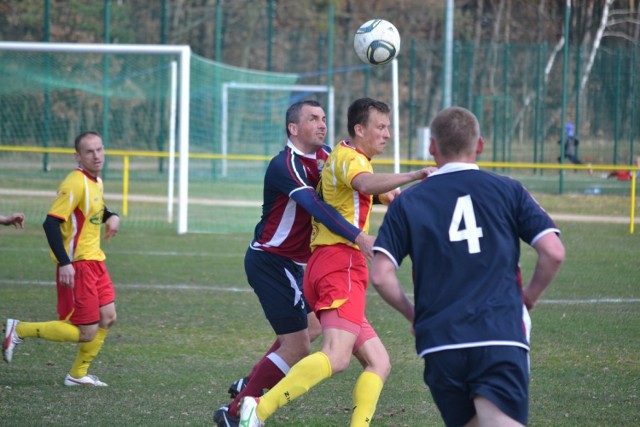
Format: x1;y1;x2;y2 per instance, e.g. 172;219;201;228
0;41;192;234
1;42;335;234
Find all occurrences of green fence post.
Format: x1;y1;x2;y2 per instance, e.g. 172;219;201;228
493;97;498;164
408;37;416;161
503;44;510;165
102;0;111;178
267;0;274;72
534;43;542;167
464;41;473;108
43;0;51;172
613;48;622;165
540;42;548;172
327;4;334;94
629;45;638;164
157;0;169;174
317;35;324;85
452;41;460;105
215;0;222;61
559;1;571;194
575;45;581;160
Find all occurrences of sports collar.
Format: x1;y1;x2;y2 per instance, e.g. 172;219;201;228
287;140;317;159
340;139;370;160
429;162;479;177
76;167;100;182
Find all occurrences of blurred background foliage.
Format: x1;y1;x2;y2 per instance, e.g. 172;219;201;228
1;0;639;164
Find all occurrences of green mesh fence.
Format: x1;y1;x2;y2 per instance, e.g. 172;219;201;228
0;48;307;233
1;40;638;233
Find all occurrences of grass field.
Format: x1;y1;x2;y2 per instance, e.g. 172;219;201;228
1;197;639;426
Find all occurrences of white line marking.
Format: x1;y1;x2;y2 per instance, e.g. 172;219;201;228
1;188;637;223
1;280;638;304
0;279;251;292
0;247;243;257
537;298;640;304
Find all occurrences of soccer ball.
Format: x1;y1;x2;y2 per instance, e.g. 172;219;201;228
353;19;401;66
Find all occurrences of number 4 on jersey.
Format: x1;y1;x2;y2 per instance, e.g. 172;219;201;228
448;195;483;254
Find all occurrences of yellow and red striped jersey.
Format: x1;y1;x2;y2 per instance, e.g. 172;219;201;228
311;140;373;250
47;168;106;263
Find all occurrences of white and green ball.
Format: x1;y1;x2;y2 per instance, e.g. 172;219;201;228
354;19;401;66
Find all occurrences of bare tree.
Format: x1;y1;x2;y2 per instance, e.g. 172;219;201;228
487;0;506;95
580;0;615;94
468;0;484;100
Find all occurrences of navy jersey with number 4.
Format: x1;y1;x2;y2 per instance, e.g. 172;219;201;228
373;163;560;357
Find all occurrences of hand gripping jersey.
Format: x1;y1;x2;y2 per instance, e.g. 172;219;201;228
373;163;560;357
311;140;373;250
47;168;107;263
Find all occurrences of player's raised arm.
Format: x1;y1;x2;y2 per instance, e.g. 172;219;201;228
351;167;432;196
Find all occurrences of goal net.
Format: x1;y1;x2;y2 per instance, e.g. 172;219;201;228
0;42;330;234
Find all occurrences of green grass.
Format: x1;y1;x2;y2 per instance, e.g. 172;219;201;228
1;197;639;426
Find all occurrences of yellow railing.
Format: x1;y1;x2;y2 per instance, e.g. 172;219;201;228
1;145;637;233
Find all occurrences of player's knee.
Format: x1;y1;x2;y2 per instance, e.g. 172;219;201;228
379;359;392;381
101;312;116;329
290;339;312;360
78;328;97;342
308;322;322;343
370;354;392;381
306;313;322;343
99;305;117;329
278;331;313;363
106;313;117;328
329;352;353;374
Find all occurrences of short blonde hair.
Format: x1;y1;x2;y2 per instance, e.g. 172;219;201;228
430;107;480;158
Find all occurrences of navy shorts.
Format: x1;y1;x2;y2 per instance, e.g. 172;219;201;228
423;346;529;426
244;247;310;335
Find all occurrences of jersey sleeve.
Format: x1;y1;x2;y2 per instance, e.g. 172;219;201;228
269;151;313;196
516;184;560;245
47;174;82;221
290;187;360;242
337;151;372;188
42;215;72;265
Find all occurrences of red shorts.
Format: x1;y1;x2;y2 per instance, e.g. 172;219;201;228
319;308;378;354
57;260;115;325
304;244;368;326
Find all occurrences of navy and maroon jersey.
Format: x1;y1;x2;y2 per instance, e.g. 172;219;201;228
373;163;560;357
250;141;360;264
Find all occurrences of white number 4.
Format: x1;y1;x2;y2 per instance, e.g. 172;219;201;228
449;195;483;254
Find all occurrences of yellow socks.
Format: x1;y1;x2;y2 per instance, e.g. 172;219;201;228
14;322;109;379
15;320;79;342
350;371;384;427
69;327;108;379
257;351;332;421
254;353;384;425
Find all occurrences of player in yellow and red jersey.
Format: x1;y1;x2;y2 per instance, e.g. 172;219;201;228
3;131;120;387
239;98;433;427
